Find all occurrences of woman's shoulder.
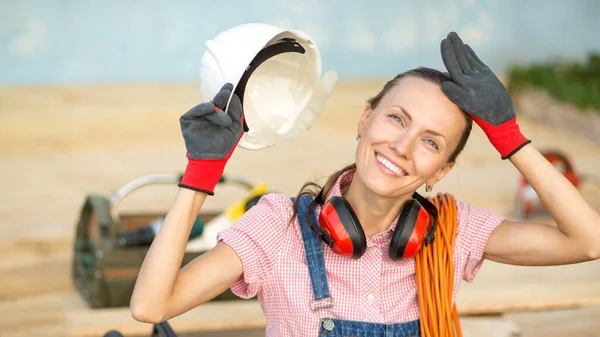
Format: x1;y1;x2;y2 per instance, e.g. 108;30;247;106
217;192;298;251
452;197;506;250
236;192;297;228
255;192;295;215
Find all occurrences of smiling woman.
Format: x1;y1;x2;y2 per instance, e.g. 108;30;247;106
130;32;600;337
292;68;474;238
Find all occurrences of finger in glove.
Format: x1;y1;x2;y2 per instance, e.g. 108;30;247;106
212;83;234;110
211;83;246;130
441;38;465;82
464;44;486;70
181;102;232;127
447;32;473;74
225;90;244;125
441;81;471;111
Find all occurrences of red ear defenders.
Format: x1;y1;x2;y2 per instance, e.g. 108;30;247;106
307;190;439;260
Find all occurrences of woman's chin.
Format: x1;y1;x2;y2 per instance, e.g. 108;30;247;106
364;179;413;198
355;165;418;197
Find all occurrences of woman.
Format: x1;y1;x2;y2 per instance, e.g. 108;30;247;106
130;32;600;336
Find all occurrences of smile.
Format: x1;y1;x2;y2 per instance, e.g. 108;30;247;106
375;152;406;176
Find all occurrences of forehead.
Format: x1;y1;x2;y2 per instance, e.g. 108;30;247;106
378;76;466;143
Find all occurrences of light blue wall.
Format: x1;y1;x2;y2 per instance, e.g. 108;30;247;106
1;0;599;85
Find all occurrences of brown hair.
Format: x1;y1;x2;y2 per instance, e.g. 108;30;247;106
290;67;473;221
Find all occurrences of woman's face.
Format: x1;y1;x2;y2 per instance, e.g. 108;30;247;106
356;76;467;198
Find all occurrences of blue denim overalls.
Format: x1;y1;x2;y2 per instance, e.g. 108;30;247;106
295;195;421;337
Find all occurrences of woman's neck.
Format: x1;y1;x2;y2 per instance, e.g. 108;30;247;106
342;176;412;239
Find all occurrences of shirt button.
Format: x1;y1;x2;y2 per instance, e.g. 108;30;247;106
367;294;375;303
369;246;377;253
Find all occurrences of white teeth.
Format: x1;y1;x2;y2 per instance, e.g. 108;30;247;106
376;154;404;176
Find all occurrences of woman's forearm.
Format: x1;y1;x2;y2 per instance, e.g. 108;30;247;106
130;188;207;321
509;144;600;258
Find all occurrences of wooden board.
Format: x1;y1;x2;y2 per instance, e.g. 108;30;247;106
2;83;600;336
506;305;600;337
0;291;523;337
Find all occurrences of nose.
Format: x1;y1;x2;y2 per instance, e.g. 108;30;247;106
389;132;416;159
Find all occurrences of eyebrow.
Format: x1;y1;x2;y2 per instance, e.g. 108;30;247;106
392;105;447;140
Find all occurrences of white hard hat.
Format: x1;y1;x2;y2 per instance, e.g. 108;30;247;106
200;22;338;150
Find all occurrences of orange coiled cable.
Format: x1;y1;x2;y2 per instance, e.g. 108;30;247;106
415;193;462;337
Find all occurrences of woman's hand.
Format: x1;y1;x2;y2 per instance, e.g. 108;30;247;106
440;32;530;160
179;83;244;195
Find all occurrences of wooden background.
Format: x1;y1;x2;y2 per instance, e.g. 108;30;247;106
1;82;600;337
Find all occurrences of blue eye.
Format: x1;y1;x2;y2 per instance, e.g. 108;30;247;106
426;139;439;150
389;114;404;125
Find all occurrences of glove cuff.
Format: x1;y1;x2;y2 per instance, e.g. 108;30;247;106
500;138;531;160
179;156;227;195
474;116;531;160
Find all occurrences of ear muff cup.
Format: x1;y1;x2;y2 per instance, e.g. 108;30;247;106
318;196;367;259
389;199;431;260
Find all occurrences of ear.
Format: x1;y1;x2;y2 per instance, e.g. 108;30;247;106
357;104;372;136
427;161;455;187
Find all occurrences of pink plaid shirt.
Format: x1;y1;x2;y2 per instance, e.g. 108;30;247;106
217;169;505;336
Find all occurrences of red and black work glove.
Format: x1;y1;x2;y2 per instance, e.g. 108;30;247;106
178;83;244;195
440;32;531;159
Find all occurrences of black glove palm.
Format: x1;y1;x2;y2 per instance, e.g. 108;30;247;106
440;32;531;159
441;35;515;126
180;83;243;159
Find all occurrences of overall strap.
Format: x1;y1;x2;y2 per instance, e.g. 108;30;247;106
294;195;335;311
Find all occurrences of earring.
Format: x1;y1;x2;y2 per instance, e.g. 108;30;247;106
425;184;433;192
356;135;361;141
